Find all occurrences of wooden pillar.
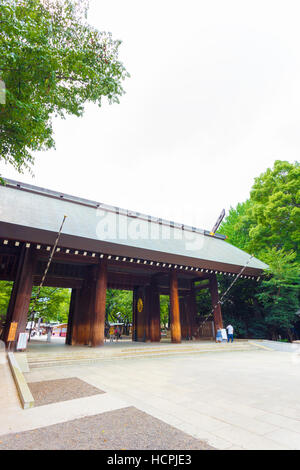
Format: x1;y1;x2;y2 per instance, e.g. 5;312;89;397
187;285;198;339
89;260;107;347
169;270;181;343
180;296;188;340
66;288;77;345
182;293;194;340
144;285;151;342
184;296;192;340
149;279;161;342
133;286;148;342
70;266;96;346
70;288;82;345
209;273;223;333
72;286;91;345
3;245;36;348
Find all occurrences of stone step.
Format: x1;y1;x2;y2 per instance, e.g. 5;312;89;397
26;344;255;363
27;342;255;355
27;343;259;368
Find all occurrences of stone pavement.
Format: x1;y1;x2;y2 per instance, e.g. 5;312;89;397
1;343;300;450
261;340;300;353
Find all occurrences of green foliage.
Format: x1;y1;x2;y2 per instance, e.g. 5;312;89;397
219;200;252;251
29;286;71;323
218;160;300;340
105;291;171;328
220;161;300;259
105;289;133;325
0;283;172;332
160;295;169;327
256;248;300;339
217;276;266;338
0;0;129;173
247;160;300;257
0;281;13;326
195;277;267;339
195;289;211;319
0;282;71;325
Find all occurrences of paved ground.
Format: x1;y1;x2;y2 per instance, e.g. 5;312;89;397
1;342;300;450
261;340;300;353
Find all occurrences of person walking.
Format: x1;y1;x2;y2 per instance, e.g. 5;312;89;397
226;324;234;343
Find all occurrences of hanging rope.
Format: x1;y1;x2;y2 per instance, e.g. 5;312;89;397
195;254;255;336
28;215;67;341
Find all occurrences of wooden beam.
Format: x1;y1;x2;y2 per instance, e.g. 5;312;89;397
194;282;210;291
107;271;150;288
33;275;83;289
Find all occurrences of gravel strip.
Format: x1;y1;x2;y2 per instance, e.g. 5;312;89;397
28;377;105;406
0;406;215;450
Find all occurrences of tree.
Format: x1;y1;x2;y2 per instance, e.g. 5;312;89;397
256;248;300;341
0;0;129;174
218;160;300;340
160;295;169;327
246;160;300;258
217;276;268;339
105;290;171;330
0;281;13;328
29;286;71;323
0;282;71;331
105;289;133;328
220;161;300;259
218;200;252;251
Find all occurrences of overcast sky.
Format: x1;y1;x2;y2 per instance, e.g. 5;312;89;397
1;0;299;231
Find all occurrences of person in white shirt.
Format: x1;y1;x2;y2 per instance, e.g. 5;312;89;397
226;324;234;343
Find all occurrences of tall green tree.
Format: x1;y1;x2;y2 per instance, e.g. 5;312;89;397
256;248;300;341
218;200;252;251
246;160;300;258
218;160;300;340
220;160;300;258
0;0;129;174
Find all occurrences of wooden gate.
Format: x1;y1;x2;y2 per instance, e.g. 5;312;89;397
196;321;215;340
